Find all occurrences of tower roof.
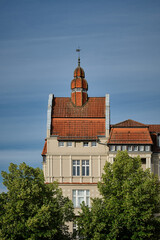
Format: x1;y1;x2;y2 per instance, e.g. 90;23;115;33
74;66;85;78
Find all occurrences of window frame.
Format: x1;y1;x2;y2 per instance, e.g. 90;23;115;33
110;145;115;151
83;142;89;147
91;141;97;147
67;141;72;147
72;189;90;208
82;160;89;176
58;141;64;147
128;145;132;151
72;160;80;176
139;145;144;151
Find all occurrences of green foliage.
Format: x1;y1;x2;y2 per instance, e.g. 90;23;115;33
77;151;160;240
0;162;74;240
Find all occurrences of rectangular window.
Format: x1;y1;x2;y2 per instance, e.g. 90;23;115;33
122;145;126;151
67;141;72;147
141;158;146;165
116;145;121;151
73;190;90;208
83;142;89;147
145;145;150;151
73;222;78;236
110;145;115;151
58;141;64;147
91;141;97;147
139;145;144;151
128;146;132;151
73;160;80;176
82;160;89;176
134;146;138;151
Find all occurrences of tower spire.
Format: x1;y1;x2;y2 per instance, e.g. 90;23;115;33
76;47;81;67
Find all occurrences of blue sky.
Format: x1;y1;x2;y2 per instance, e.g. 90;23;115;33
0;0;160;192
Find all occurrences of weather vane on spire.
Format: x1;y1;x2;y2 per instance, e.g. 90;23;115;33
76;47;81;67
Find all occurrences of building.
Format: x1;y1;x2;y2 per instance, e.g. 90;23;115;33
42;58;160;232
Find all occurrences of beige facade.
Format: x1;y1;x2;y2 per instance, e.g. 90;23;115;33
42;64;160;234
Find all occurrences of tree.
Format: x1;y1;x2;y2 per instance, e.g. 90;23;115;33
77;151;160;240
0;163;74;240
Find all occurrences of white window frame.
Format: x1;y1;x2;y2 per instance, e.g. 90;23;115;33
116;145;121;151
58;141;64;147
83;142;89;147
110;145;115;151
72;160;80;176
82;160;89;176
139;145;144;151
145;145;150;151
134;145;138;151
72;190;90;208
122;145;126;151
128;146;132;151
91;141;97;147
67;141;72;147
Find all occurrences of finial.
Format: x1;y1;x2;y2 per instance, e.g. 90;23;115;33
76;47;81;67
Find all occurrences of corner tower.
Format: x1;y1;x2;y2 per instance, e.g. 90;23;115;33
71;54;88;106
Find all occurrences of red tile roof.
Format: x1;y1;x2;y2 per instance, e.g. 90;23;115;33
51;97;106;140
42;140;47;155
148;125;160;133
108;127;153;145
52;97;105;118
52;118;105;140
113;119;147;128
